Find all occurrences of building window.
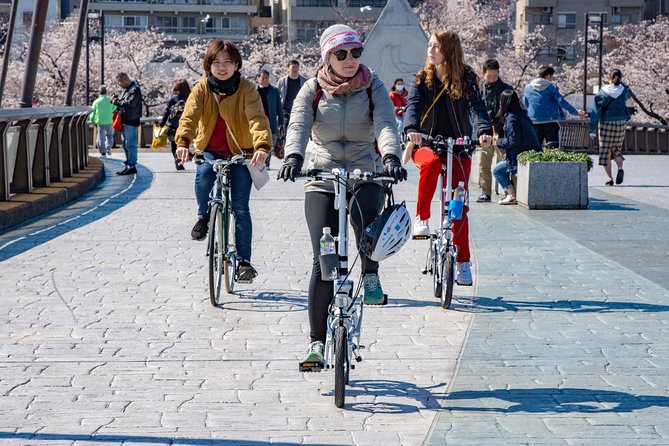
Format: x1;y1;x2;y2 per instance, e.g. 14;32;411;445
23;12;33;26
662;0;669;14
557;13;576;29
532;14;552;25
202;0;248;4
611;14;634;24
296;0;332;5
154;0;199;4
205;16;249;35
181;17;196;33
295;20;335;42
105;15;148;31
347;0;386;6
156;16;178;33
538;46;552;56
557;45;576;60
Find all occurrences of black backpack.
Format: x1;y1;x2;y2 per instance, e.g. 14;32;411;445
166;99;186;134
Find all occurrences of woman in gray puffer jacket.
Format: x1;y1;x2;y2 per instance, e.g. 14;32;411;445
278;24;407;370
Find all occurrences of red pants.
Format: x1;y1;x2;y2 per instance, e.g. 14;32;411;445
412;147;471;262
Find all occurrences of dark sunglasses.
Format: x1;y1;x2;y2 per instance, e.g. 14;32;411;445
333;47;364;62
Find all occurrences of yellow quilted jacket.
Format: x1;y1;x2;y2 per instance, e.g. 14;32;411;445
175;76;272;154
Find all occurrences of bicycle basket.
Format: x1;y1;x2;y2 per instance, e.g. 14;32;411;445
362;202;412;262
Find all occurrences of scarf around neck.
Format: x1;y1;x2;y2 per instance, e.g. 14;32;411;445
317;64;373;95
207;71;241;96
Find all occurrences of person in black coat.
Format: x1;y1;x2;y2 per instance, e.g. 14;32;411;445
159;79;191;170
111;72;143;175
492;89;542;205
403;30;492;287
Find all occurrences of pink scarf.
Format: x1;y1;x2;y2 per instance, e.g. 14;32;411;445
317;64;373;95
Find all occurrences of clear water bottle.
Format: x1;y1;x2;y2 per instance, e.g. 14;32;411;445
448;181;466;221
319;227;338;281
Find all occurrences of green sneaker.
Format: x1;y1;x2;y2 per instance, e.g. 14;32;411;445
363;273;386;305
299;341;324;372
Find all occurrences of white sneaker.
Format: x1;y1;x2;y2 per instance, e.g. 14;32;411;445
413;218;430;236
456;262;473;286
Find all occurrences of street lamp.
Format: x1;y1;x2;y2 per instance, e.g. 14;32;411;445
582;12;604;111
86;12;105;105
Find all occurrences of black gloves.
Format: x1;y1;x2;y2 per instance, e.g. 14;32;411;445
382;154;408;182
277;154;303;182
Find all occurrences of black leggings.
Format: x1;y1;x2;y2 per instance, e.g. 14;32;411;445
305;183;385;343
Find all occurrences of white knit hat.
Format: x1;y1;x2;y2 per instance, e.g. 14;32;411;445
319;24;363;64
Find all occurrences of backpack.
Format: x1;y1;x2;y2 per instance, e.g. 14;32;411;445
166;99;186;135
312;82;379;154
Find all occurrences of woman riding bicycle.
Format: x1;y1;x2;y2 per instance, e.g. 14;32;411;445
175;39;272;282
404;30;493;287
277;24;407;368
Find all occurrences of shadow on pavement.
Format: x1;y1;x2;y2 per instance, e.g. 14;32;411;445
0;432;297;445
471;296;669;313
0;160;153;262
324;379;447;413
221;289;308;312
443;387;669;413
588;197;639;211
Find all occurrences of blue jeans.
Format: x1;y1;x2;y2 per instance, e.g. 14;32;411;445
121;124;138;168
195;152;253;262
492;160;513;190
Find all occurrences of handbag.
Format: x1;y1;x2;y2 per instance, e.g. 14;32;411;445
226;126;270;190
112;110;122;131
152;125;168;150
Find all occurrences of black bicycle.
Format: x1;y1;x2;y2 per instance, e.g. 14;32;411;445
194;153;246;306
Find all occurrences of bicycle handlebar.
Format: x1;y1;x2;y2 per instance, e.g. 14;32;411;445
419;134;480;156
193;153;247;167
299;168;394;183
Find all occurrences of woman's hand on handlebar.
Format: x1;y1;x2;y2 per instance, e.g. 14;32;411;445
176;146;190;164
479;134;493;148
407;132;422;146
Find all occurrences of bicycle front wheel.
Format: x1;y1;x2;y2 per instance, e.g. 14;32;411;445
432;241;442;298
334;325;348;408
441;249;455;309
223;208;236;294
208;204;224;306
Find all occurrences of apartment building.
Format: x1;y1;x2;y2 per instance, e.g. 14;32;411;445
515;0;655;65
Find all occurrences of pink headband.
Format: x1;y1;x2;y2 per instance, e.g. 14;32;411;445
320;31;363;63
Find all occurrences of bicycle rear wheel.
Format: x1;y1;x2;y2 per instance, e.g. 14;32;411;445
223;207;236;294
441;249;455;309
208;204;224;306
334;325;348;408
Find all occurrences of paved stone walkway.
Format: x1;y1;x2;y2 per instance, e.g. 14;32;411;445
0;153;667;445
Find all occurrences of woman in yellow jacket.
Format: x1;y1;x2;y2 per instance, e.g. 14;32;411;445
176;39;272;282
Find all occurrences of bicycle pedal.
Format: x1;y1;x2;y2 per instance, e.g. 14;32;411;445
421;268;429;275
299;361;324;372
236;279;253;284
412;235;430;241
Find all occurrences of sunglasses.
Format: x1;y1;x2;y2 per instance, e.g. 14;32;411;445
333;47;364;62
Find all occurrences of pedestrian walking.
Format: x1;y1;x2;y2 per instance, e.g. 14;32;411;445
389;78;408;146
277;24;407;369
523;65;587;148
111;73;143;175
175;39;272;282
403;30;493;287
89;85;116;157
256;69;284;168
476;59;513;203
492;90;542;205
158;79;191;171
589;69;632;186
277;59;308;123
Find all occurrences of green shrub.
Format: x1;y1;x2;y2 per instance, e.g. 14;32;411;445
517;149;594;171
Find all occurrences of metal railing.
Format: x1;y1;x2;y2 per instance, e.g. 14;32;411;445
558;119;669;154
0;107;91;201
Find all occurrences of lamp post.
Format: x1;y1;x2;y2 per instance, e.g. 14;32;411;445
582;13;604;111
85;12;104;105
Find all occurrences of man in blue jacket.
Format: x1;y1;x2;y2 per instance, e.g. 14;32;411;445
111;72;143;176
523;65;586;149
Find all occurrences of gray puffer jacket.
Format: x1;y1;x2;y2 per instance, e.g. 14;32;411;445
284;74;401;193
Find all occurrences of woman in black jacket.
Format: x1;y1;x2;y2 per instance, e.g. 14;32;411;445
159;79;191;170
492;89;541;205
403;30;492;287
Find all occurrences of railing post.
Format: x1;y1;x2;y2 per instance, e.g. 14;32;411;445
0;121;10;200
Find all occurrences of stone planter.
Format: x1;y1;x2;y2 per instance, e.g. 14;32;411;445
516;161;589;209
